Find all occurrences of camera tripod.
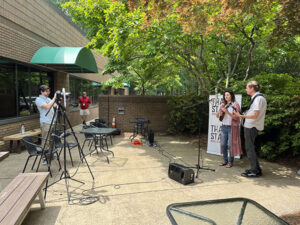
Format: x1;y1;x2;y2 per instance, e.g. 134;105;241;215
184;100;215;178
37;96;94;202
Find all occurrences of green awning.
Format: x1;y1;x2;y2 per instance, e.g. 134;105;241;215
30;47;98;73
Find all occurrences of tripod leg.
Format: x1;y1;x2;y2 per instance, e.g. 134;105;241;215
65;176;70;202
81;152;95;180
56;152;62;171
67;145;74;167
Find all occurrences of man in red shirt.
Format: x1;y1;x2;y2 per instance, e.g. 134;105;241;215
78;91;91;125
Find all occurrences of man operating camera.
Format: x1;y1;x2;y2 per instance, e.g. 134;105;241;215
35;85;57;153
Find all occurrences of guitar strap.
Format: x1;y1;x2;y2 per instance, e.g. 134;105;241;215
242;93;264;126
246;94;264;111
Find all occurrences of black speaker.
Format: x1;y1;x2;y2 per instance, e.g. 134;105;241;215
148;130;154;146
168;163;194;185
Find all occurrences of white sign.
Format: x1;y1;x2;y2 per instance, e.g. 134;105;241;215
206;94;242;156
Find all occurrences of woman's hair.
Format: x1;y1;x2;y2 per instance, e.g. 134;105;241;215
223;90;235;104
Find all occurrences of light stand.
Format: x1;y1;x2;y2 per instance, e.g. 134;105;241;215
37;94;94;202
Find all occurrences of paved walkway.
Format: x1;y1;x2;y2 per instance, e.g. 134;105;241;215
0;124;299;225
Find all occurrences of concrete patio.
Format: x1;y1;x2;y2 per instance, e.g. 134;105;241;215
0;124;299;225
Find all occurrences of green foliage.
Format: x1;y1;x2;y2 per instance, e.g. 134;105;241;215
232;73;300;159
62;0;299;96
165;92;208;134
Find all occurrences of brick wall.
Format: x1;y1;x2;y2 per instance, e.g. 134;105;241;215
0;118;40;151
0;0;103;150
98;96;171;132
0;0;110;83
67;107;99;127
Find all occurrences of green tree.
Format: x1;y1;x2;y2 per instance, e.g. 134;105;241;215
232;74;300;159
63;0;181;95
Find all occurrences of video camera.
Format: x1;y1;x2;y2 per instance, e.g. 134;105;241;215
55;88;71;107
56;90;71;99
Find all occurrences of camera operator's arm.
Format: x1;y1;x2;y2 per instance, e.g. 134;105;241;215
41;93;57;109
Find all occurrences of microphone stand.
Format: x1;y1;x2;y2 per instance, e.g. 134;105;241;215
183;99;215;178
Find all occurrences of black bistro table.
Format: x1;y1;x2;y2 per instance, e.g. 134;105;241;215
80;127;116;163
167;198;289;225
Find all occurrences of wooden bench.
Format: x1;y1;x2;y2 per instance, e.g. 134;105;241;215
3;129;41;153
0;152;9;161
0;172;49;225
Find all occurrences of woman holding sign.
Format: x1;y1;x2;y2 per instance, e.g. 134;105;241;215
216;90;242;168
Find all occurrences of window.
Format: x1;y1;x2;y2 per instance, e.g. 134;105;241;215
0;58;53;120
0;60;16;118
69;76;108;112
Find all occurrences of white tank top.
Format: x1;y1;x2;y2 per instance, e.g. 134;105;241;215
222;106;233;126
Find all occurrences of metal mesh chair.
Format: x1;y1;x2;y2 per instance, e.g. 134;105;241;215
22;136;61;173
52;131;79;167
82;125;96;153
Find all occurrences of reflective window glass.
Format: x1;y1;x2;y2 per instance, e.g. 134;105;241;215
0;61;16;119
0;58;53;120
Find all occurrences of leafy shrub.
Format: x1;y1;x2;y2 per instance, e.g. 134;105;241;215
231;73;300;159
165;91;208;134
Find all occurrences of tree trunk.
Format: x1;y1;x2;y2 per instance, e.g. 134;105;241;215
244;40;255;81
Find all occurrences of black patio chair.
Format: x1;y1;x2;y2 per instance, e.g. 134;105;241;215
22;136;61;173
82;125;96;153
52;131;82;167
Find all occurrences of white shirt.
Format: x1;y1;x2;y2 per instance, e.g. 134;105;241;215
244;92;267;131
222;106;233;126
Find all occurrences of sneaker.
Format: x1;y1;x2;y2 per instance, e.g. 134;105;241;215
241;170;261;178
245;168;262;176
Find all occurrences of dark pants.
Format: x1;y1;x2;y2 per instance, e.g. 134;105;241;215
244;127;261;173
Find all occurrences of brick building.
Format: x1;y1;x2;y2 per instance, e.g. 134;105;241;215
0;0;113;150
